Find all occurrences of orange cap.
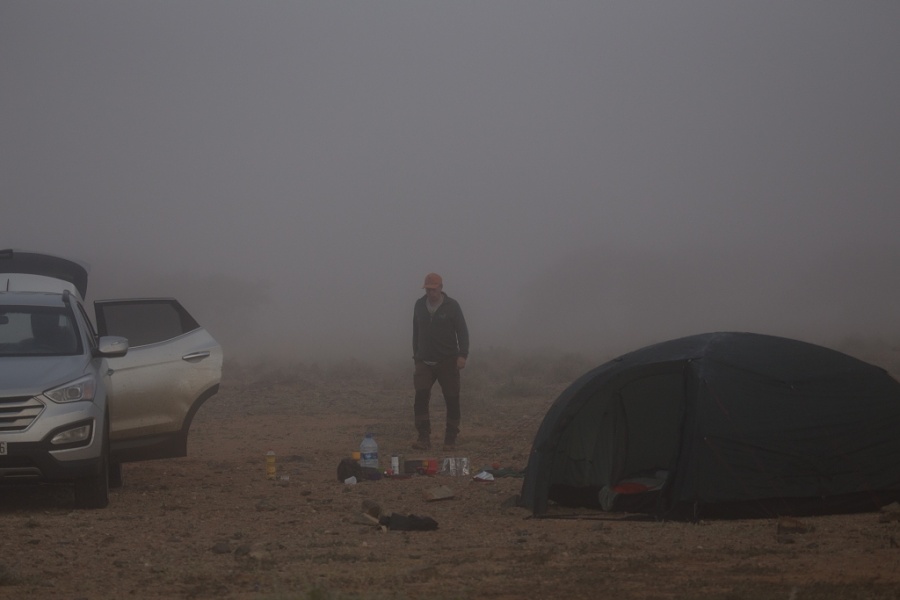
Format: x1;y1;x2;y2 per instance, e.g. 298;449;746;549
422;272;443;289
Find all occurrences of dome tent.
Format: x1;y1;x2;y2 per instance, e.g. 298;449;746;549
519;332;900;519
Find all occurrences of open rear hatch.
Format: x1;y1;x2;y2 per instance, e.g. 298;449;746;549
0;249;89;298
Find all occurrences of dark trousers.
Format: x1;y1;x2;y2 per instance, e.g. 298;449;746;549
413;358;461;443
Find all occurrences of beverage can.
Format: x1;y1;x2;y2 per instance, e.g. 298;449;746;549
440;457;470;476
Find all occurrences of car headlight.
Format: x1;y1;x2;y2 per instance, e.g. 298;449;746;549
44;374;97;403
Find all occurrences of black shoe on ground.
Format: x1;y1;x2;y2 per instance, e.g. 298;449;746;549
412;439;431;451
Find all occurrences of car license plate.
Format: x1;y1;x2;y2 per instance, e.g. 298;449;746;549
0;442;6;455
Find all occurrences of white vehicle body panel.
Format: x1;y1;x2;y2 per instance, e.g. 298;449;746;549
1;273;81;297
106;329;222;442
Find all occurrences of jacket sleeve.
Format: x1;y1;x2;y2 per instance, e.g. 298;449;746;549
412;305;419;358
455;304;469;358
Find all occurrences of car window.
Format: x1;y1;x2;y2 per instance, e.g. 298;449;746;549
97;300;200;347
0;306;81;356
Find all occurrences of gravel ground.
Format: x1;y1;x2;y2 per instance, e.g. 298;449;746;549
2;361;900;600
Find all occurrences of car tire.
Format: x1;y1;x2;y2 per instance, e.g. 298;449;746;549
74;416;110;509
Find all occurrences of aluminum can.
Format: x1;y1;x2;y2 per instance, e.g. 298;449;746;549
440;457;470;476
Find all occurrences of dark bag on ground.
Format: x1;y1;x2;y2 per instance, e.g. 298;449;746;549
379;513;439;531
337;458;382;482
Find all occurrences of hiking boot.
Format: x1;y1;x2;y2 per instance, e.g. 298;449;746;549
412;439;431;451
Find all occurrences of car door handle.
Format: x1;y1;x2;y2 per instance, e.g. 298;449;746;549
182;351;211;362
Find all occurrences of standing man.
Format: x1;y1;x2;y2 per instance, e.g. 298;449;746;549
412;272;469;451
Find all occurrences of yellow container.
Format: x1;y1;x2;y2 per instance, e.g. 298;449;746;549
266;450;276;480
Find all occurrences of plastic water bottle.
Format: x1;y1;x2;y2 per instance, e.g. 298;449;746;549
360;433;379;469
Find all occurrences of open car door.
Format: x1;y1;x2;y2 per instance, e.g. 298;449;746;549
94;298;222;463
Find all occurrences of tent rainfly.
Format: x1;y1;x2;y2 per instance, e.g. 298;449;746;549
519;332;900;519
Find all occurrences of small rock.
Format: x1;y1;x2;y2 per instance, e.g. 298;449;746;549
776;534;795;544
255;499;277;512
403;565;437;583
776;517;811;535
423;485;454;502
500;494;520;509
248;548;274;568
211;542;232;554
878;502;900;523
880;501;900;513
348;512;381;526
361;499;382;518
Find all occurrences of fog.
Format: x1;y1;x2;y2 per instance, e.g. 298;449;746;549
3;2;899;364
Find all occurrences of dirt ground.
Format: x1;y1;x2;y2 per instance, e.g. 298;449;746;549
2;355;900;600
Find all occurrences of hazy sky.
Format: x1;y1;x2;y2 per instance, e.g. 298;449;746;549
3;2;899;362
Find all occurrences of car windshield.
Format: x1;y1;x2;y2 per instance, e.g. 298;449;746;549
0;307;81;356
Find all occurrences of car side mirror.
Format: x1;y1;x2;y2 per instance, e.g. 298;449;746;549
95;335;128;358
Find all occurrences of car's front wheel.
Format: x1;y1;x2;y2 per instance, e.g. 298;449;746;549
74;418;110;509
109;461;123;489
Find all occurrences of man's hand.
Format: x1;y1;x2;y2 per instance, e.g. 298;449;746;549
457;356;467;370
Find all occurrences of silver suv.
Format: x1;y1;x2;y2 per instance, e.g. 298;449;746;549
0;250;222;508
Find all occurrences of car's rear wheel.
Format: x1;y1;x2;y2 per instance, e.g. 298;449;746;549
74;417;110;509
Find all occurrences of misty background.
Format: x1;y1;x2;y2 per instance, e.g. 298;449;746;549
3;2;899;366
